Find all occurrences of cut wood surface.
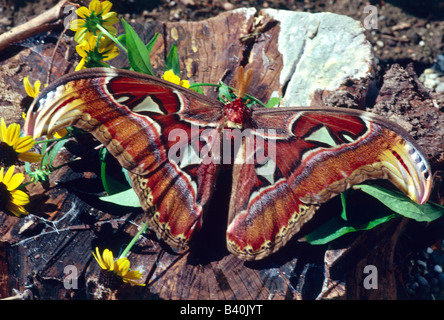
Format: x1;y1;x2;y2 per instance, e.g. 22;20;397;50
0;7;442;300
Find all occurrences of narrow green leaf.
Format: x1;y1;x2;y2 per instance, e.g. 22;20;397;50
305;213;396;245
354;184;444;222
191;85;204;94
122;168;132;187
39;142;50;167
99;188;141;208
99;148;130;195
165;44;180;76
24;161;31;175
48;139;68;165
121;19;154;75
146;32;159;55
305;188;398;245
117;34;126;47
265;96;281;108
340;191;349;221
218;81;232;103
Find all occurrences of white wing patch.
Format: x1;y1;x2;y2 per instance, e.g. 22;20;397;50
304;125;338;147
179;143;203;169
255;157;276;185
133;96;164;114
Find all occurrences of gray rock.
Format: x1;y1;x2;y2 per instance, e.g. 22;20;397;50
262;10;374;107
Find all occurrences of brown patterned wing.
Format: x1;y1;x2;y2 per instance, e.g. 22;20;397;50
24;68;224;252
226;106;432;260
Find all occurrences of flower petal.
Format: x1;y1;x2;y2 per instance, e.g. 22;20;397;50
70;18;86;31
74;27;88;43
6;202;28;217
103;25;117;36
13;136;34;153
33;81;41;97
125;269;143;280
93;247;107;270
75;58;87;71
102;47;119;61
116;258;130;276
3;165;15;186
102;249;114;270
122;270;145;286
76;7;90;19
102;11;118;24
5;123;20;146
180;79;191;89
6;172;24;191
100;1;113;15
10;189;30;206
18;152;42;163
0;118;7;141
76;41;89;57
23;76;34;97
89;0;101;13
54;129;68;139
162;70;181;85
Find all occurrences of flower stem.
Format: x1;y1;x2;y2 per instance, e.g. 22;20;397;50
119;221;149;258
97;24;127;54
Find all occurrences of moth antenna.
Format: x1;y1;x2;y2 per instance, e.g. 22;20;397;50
242;69;253;97
234;66;253;98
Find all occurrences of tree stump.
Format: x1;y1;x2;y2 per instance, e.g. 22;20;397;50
0;6;443;301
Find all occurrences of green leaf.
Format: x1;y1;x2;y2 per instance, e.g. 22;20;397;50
354;184;444;222
218;81;233;103
121;19;154;75
265;96;281;108
146;32;159;54
340;191;349;221
48;139;68;166
305;188;398;245
99;188;141;208
99;148;131;195
305;184;444;245
122;168;132;187
190;85;204;94
117;34;126;47
165;43;180;76
305;212;396;245
24;161;31;175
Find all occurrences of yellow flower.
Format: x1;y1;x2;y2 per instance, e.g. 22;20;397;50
75;35;120;71
162;69;190;88
93;247;145;286
0;118;42;167
23;77;49;98
51;128;69;139
70;0;119;44
23;76;41;98
0;165;29;217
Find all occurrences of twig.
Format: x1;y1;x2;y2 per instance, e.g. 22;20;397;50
0;0;76;52
47;22;71;84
